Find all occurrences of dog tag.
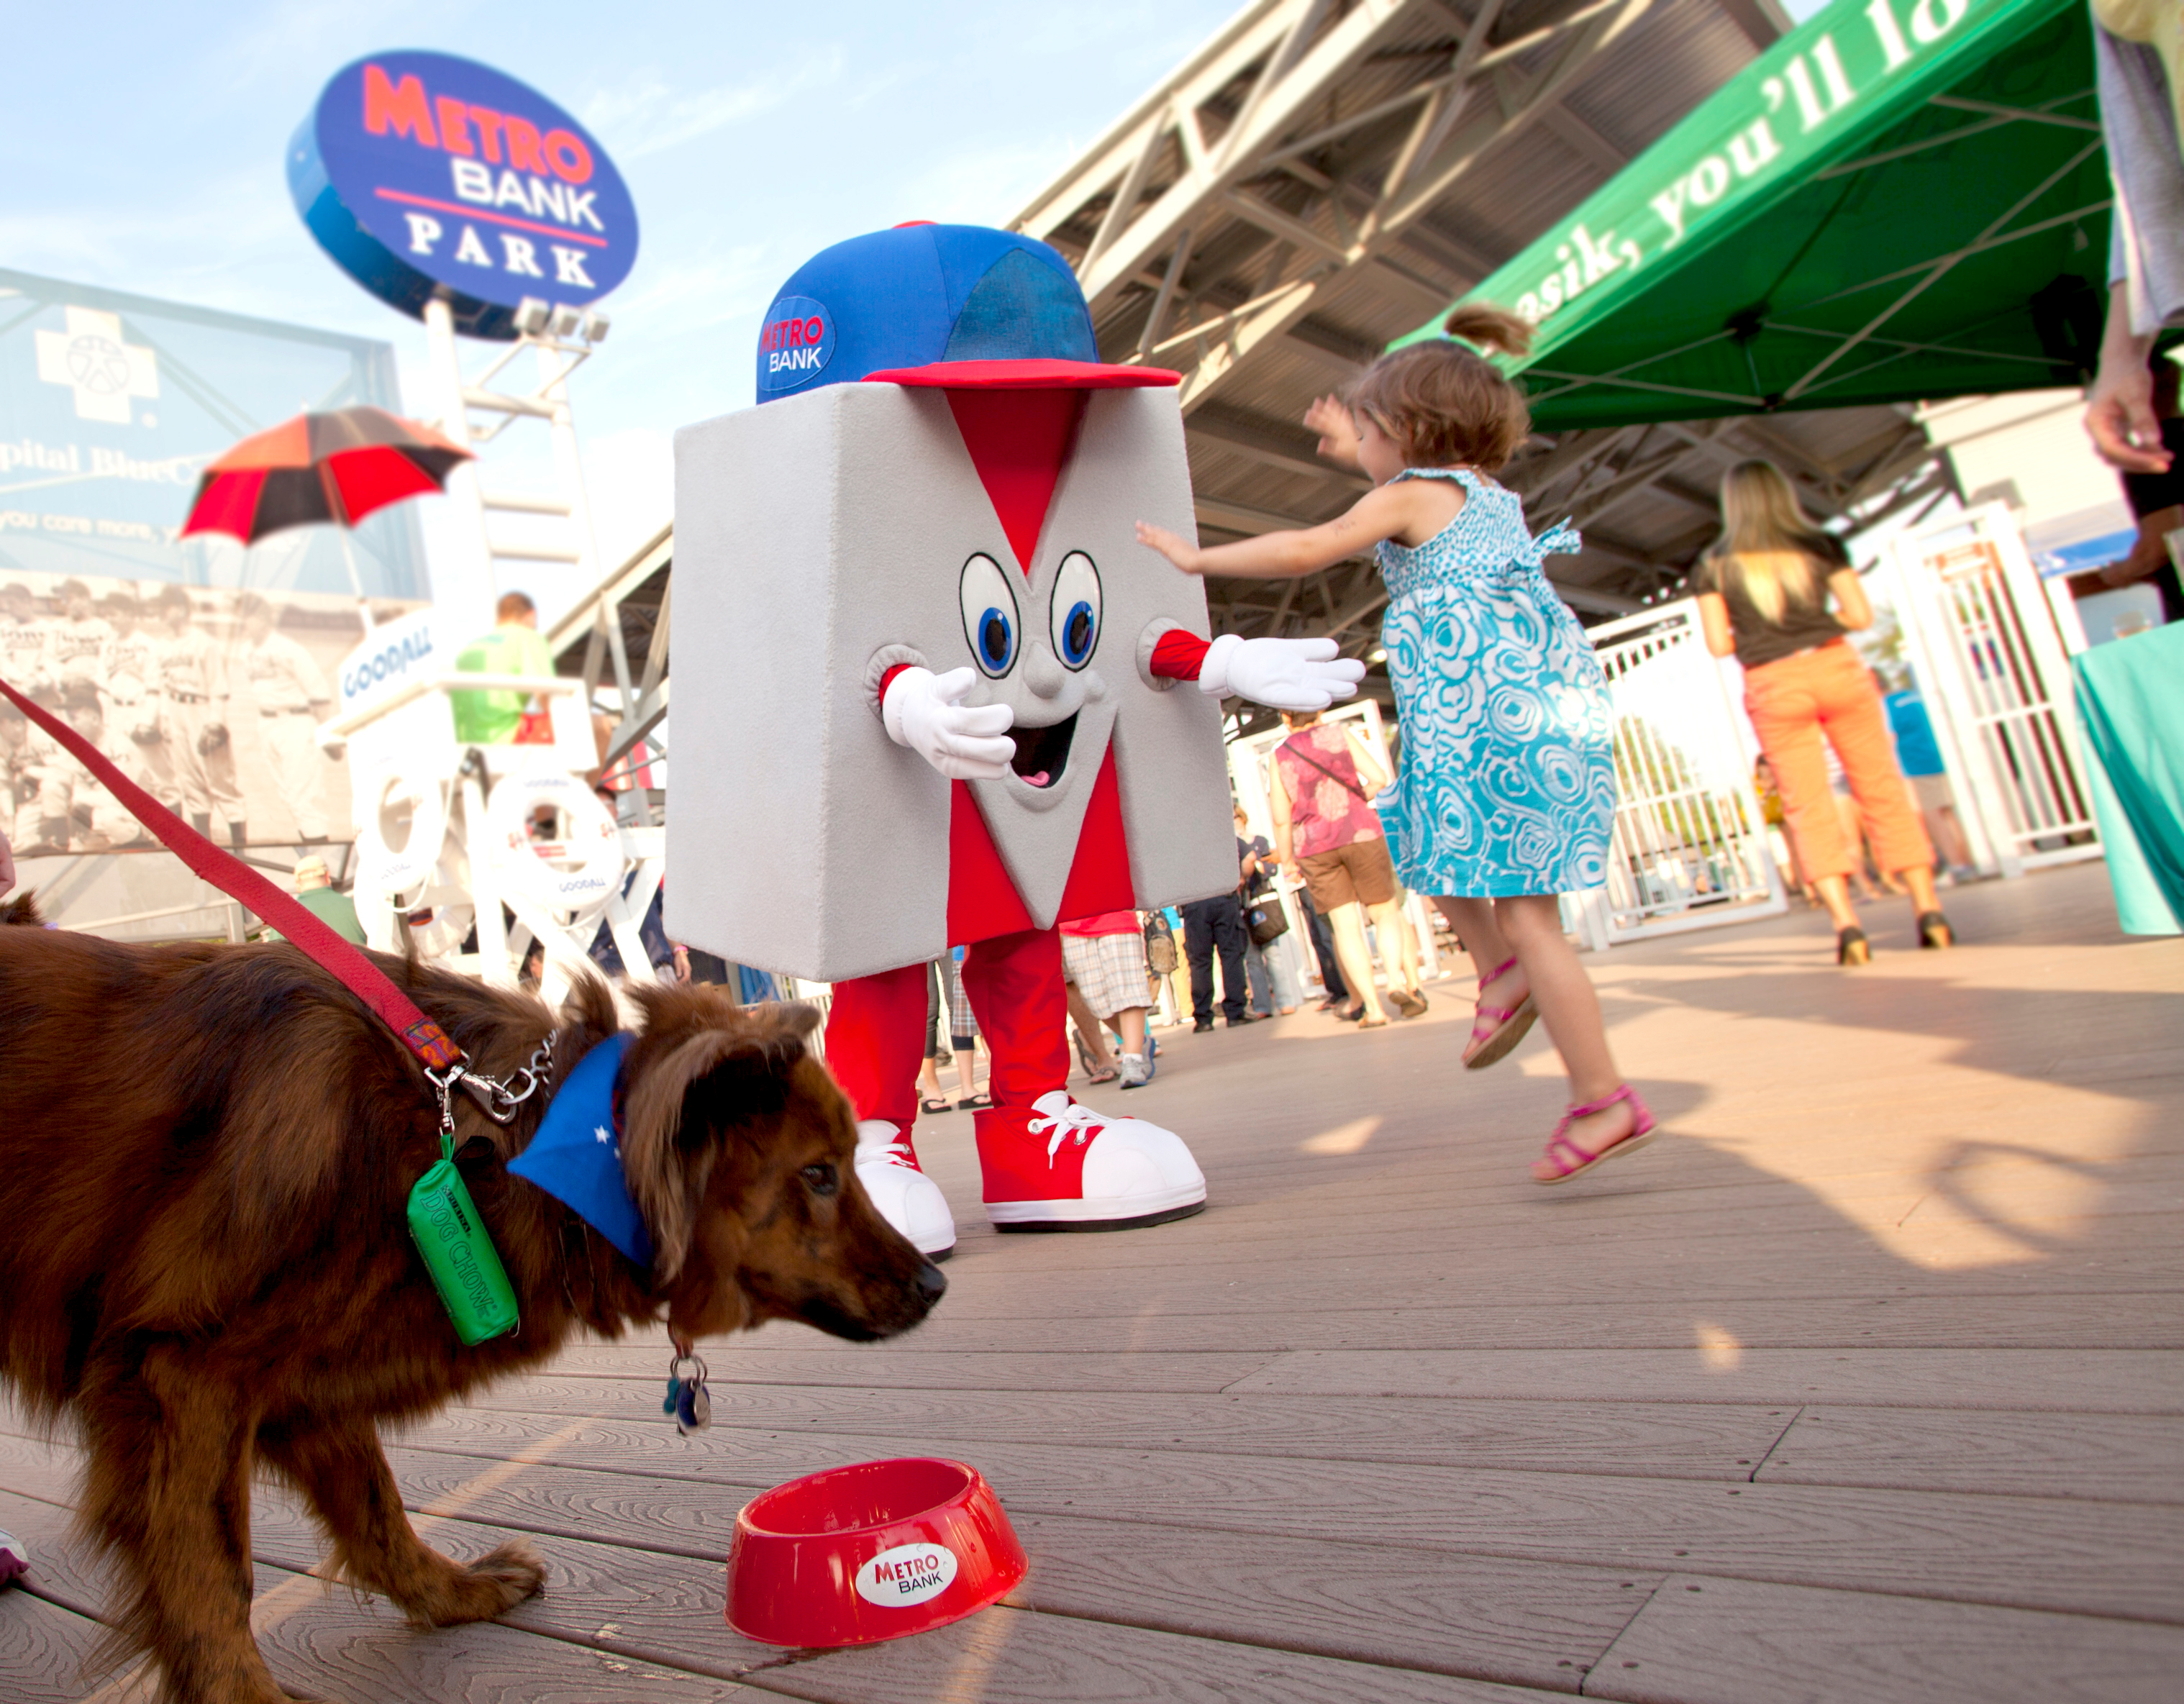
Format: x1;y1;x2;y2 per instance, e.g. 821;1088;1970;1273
668;1354;711;1435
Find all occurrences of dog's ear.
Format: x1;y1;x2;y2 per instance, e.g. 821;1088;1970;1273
619;1003;826;1282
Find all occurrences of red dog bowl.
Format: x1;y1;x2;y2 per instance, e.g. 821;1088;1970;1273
727;1457;1027;1647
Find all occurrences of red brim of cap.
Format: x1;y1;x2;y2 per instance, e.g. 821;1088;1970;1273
863;358;1180;390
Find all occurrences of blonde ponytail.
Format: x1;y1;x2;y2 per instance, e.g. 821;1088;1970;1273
1714;460;1840;628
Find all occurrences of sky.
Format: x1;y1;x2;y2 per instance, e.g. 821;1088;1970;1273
0;0;1245;627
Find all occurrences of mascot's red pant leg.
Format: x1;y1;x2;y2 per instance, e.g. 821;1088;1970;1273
823;929;1071;1181
828;928;1202;1226
957;926;1068;1109
823;933;1068;1123
823;960;927;1134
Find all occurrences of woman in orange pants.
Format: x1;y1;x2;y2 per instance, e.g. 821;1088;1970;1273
1696;462;1952;965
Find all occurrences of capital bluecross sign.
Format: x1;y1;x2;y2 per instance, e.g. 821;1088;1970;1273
290;52;638;340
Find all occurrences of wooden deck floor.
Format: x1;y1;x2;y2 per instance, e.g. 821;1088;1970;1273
5;861;2182;1701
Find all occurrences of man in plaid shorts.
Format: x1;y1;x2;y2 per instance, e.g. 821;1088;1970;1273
1059;910;1157;1088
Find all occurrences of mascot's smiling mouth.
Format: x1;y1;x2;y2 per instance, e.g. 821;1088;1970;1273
1009;712;1076;788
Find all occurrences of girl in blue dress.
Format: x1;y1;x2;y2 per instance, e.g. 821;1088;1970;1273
1137;306;1649;1185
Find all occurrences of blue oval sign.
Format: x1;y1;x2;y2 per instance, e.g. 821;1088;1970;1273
757;294;836;395
289;52;638;340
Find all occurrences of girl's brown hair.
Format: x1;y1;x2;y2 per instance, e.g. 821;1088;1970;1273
1344;304;1534;473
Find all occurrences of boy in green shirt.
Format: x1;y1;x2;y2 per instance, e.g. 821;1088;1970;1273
452;591;557;744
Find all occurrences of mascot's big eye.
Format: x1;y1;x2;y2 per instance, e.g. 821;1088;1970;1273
1050;551;1101;670
959;552;1019;678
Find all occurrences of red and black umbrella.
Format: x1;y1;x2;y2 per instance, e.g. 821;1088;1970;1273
181;406;473;543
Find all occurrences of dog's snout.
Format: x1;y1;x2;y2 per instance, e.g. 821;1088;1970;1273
914;1260;947;1310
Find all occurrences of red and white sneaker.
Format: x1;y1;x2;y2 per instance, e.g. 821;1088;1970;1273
975;1090;1207;1231
854;1121;957;1259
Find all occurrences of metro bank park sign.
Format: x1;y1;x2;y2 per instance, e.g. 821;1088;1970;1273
289;52;637;340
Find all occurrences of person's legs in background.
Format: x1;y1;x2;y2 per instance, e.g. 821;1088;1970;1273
1207;894;1251;1025
1064;975;1119;1081
1816;650;1947;942
1242;934;1275;1016
1302;890;1348;1008
1300;848;1388;1024
1368;896;1426;1014
1180;898;1219;1031
1325;902;1390;1025
1746;657;1865;953
1262;929;1301;1014
1911;773;1974;873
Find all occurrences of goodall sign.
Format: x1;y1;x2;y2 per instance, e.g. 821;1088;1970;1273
290;51;638;340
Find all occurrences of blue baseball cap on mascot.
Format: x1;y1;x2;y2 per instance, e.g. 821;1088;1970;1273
755;222;1178;399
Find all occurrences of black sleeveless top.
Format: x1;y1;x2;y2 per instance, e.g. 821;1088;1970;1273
1693;534;1851;670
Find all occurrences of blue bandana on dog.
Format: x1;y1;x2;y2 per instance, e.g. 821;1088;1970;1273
509;1031;654;1267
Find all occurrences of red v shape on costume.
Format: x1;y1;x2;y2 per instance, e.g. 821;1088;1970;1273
944;389;1087;574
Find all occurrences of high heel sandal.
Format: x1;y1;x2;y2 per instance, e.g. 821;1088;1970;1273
1532;1085;1656;1185
1464;955;1537;1070
1917;911;1954;949
1837;926;1870;967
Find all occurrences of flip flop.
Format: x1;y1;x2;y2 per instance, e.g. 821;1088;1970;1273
1082;1064;1119;1085
957;1093;993;1111
920;1095;954;1114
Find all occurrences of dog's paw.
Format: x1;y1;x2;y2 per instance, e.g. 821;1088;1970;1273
461;1540;548;1614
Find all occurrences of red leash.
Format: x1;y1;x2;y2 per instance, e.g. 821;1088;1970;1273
1;673;462;1071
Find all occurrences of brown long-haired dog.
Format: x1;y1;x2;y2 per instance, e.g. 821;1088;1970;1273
0;903;943;1703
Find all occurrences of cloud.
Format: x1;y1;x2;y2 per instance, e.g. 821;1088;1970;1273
583;54;842;161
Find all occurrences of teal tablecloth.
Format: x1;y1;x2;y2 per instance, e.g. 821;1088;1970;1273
2073;625;2184;936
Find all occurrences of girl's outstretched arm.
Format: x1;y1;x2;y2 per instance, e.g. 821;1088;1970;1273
1137;482;1422;580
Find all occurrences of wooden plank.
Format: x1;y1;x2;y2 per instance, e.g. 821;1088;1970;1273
1227;1348;2184;1413
1004;1509;1651;1692
0;1467;1570;1704
735;1604;1577;1704
383;1388;1798;1482
348;1439;2184;1623
1584;1572;2184;1703
235;1481;1654;1695
1757;1406;2184;1503
0;1585;112;1704
502;1350;1284;1395
0;1489;752;1703
537;1291;2184;1353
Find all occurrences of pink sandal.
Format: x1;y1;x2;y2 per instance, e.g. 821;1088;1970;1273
1532;1085;1656;1185
1463;955;1537;1070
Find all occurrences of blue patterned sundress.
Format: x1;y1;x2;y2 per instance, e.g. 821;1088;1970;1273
1375;467;1615;898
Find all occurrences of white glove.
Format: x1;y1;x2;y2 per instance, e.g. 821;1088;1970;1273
1197;634;1367;712
882;666;1016;780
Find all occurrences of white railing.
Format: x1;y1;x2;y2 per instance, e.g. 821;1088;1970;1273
1576;599;1787;946
1882;504;2099;877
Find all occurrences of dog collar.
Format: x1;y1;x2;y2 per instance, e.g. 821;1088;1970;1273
508;1031;653;1267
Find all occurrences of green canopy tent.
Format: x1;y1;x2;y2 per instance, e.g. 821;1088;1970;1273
1397;0;2112;430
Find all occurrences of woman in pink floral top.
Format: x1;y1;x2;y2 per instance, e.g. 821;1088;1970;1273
1268;710;1427;1025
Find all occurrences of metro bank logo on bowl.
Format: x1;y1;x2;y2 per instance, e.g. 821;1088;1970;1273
290;51;638;340
852;1541;960;1608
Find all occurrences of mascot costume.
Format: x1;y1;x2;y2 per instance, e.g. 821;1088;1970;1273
671;224;1362;1256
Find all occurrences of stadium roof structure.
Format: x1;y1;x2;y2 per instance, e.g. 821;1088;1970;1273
1004;0;1959;690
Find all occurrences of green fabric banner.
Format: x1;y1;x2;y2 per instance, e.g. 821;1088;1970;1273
1397;0;2107;429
